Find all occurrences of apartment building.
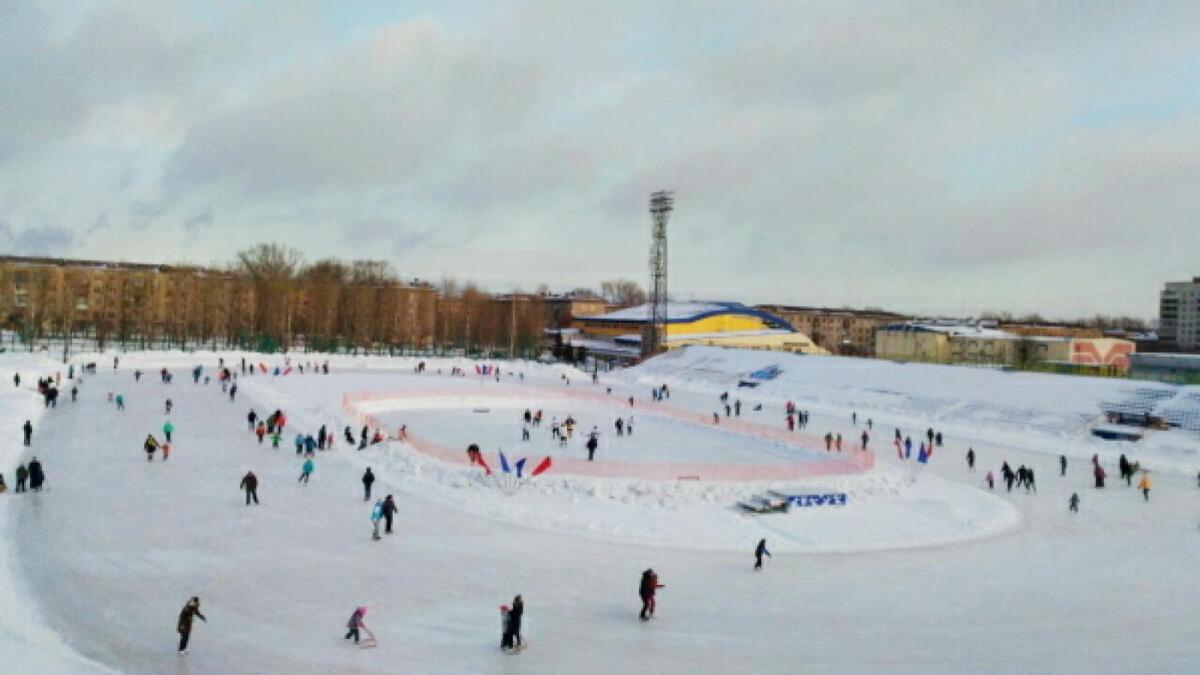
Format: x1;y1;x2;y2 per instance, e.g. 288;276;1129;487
756;305;906;356
1160;277;1200;352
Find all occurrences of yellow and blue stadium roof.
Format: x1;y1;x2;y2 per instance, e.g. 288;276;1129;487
578;302;794;331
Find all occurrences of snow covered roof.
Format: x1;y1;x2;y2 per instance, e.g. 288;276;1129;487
578;302;794;331
880;321;1015;339
587;302;728;322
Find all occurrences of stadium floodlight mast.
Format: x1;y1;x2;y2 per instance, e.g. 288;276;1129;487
644;190;673;357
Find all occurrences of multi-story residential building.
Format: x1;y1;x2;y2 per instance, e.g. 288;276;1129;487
540;291;608;329
756;305;906;356
1159;277;1200;352
0;255;438;350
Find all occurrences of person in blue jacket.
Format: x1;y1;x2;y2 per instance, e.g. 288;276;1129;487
298;458;314;484
294;433;305;456
754;539;771;570
371;500;384;540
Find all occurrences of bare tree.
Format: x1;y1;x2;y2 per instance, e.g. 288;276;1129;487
600;279;645;307
236;244;303;347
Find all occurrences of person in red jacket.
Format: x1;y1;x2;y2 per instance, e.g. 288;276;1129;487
639;569;664;620
255;422;266;445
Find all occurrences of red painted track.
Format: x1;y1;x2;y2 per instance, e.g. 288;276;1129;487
342;384;874;482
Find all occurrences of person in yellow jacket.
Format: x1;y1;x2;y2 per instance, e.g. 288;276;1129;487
1137;474;1151;502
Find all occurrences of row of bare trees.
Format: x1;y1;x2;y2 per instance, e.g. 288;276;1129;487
1;245;558;356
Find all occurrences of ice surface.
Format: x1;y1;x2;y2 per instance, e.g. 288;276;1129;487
0;347;1197;673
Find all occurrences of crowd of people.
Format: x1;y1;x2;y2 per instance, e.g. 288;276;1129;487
5;354;1197;664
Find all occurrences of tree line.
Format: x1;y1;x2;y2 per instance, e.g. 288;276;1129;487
2;245;632;357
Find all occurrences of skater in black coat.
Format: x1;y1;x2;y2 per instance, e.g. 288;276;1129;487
240;471;259;505
505;595;524;651
23;420;32;446
381;494;398;534
15;464;28;493
754;539;771;570
177;596;207;655
586;434;599;461
362;468;376;501
27;458;44;491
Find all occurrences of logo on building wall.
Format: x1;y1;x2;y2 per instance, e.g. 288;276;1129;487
1072;341;1134;368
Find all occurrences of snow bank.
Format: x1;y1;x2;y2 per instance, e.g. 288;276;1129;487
615;346;1200;474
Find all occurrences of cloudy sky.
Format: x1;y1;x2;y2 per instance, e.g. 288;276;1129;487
2;1;1198;318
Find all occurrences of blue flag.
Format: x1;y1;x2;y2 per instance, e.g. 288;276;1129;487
515;458;527;478
499;450;511;474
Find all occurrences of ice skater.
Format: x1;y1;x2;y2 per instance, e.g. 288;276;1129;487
144;434;160;461
163;420;174;443
362;467;376;500
1138;473;1151;502
586;433;599;462
1060;455;1067;477
240;471;259;505
22;420;32;446
502;595;524;652
298;458;314;484
344;606;368;644
381;494;398;534
28;458;43;491
176;596;207;655
966;448;975;471
754;539;771;570
371;500;383;540
1069;492;1080;513
638;569;664;620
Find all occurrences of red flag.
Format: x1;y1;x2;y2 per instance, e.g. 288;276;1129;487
530;456;552;476
475;455;493;476
259;363;268;373
283;367;293;376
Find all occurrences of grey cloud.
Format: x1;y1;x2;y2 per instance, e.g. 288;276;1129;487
183;207;215;233
1;2;1199;319
0;222;76;255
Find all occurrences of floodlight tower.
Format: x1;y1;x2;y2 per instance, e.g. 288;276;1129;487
644;190;673;357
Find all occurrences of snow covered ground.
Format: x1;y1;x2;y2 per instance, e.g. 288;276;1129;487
1;347;1198;673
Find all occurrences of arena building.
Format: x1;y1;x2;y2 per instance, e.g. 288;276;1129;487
565;302;826;362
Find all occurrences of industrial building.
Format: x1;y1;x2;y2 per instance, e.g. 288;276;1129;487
875;321;1136;373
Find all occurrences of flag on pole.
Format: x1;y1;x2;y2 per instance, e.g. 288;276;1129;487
531;456;552;476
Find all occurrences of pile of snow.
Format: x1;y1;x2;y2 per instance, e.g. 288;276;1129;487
614;346;1200;474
